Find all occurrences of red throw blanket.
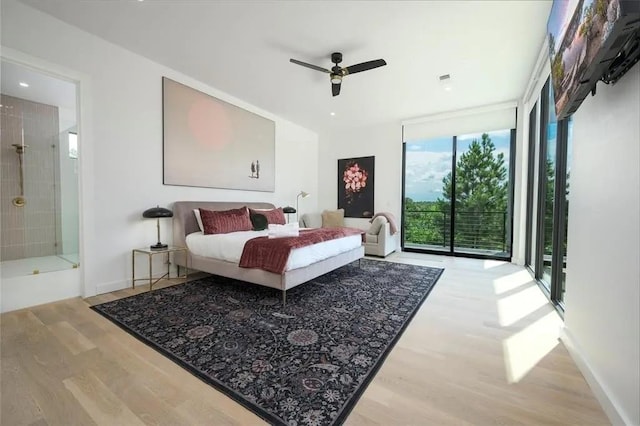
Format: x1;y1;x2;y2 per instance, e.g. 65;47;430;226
239;227;364;274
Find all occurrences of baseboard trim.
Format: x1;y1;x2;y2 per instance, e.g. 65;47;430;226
96;279;130;295
560;327;630;425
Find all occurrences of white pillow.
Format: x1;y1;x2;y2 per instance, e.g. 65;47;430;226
193;209;204;232
268;222;299;238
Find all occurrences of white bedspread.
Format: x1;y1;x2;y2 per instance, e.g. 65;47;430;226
185;229;362;271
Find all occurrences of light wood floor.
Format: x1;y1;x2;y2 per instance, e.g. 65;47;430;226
1;253;610;425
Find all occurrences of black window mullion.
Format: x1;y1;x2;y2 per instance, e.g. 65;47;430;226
535;80;550;280
401;137;407;251
525;104;537;266
551;118;569;304
450;136;457;254
507;127;517;258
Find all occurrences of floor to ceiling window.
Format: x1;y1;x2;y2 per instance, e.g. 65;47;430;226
525;104;538;268
559;118;572;303
402;128;515;260
541;82;558;289
402;136;452;252
526;78;572;309
453;130;513;257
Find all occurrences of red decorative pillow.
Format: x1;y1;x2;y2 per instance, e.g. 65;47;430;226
249;208;286;225
199;207;253;235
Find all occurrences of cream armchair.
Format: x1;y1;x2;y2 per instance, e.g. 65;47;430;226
300;213;398;257
362;217;398;257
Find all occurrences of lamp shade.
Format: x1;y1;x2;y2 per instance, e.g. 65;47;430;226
282;206;296;214
142;206;173;219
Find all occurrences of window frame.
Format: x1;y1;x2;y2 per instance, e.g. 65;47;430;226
527;77;572;313
401;128;517;261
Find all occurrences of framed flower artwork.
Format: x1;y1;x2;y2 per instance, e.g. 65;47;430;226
337;156;375;218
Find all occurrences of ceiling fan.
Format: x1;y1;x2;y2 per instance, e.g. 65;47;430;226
290;52;387;97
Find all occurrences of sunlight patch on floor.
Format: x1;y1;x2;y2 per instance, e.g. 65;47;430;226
502;311;562;383
497;285;549;326
482;259;506;269
492;270;534;295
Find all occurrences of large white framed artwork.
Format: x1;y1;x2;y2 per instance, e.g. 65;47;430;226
162;77;275;192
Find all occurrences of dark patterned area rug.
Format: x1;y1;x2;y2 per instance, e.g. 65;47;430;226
91;259;443;425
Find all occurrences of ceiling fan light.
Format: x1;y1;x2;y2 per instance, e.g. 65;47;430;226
330;74;342;84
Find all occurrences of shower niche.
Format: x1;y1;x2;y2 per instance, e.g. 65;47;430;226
0;59;79;277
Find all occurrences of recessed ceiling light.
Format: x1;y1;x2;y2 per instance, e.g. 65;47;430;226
330;112;336;116
19;82;29;87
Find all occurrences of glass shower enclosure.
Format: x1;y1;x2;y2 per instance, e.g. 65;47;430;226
0;59;79;279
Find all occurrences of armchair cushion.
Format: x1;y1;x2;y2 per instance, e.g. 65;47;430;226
365;233;379;244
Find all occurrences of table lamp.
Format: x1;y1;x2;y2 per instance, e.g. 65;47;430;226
296;191;309;221
142;205;173;250
282;206;296;223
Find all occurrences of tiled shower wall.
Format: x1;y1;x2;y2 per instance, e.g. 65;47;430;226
1;94;61;261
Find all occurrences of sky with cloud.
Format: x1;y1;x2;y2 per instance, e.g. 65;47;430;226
405;129;512;202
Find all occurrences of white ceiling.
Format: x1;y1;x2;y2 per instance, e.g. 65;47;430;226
20;0;551;133
1;59;77;130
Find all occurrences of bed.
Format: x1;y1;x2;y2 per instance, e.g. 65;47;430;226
172;201;364;303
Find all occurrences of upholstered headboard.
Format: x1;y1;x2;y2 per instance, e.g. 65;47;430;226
172;201;276;249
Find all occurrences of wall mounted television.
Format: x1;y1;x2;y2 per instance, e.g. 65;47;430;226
547;0;640;119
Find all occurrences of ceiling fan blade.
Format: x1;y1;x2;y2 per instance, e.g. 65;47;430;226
290;58;331;74
343;59;387;75
332;82;341;97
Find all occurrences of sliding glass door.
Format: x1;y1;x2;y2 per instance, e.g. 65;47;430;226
526;78;572;309
558;119;572;303
402;129;515;260
402;137;452;252
453;130;512;256
541;83;558;289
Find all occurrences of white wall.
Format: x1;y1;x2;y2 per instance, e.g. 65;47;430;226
562;65;640;426
318;122;403;232
1;0;318;302
510;99;527;265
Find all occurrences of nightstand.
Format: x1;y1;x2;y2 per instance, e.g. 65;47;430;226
132;246;188;291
